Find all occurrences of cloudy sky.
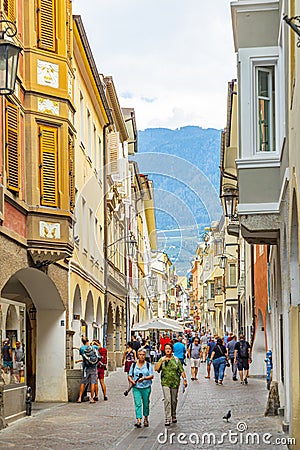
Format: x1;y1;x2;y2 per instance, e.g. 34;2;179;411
73;0;236;131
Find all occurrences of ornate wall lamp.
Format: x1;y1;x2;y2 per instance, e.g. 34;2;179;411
0;20;21;95
283;15;300;47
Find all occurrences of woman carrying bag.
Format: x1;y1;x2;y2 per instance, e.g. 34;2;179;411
128;349;154;428
210;337;228;385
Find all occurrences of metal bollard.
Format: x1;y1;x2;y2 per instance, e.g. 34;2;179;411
26;386;32;416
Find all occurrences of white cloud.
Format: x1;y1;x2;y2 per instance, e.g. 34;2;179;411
73;0;236;130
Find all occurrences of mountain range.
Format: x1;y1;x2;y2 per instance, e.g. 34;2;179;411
134;126;222;275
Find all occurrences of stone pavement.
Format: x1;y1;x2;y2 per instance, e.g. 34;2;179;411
0;362;290;450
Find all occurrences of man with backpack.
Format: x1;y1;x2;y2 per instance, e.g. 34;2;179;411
77;337;100;403
234;334;252;385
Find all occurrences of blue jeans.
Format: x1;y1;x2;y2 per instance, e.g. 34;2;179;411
132;386;151;419
212;356;226;381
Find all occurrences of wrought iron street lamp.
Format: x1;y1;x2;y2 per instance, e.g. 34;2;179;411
221;188;238;219
29;305;37;321
0;20;21;95
219;254;227;270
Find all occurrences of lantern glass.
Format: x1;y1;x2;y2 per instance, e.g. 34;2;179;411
0;40;21;95
219;255;227;269
222;190;238;218
126;237;137;258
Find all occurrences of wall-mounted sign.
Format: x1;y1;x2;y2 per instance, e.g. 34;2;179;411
38;97;59;115
37;60;59;88
39;221;61;239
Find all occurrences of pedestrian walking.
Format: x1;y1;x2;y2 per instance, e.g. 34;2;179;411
92;340;108;401
159;332;171;356
140;339;151;363
226;335;238;381
155;343;187;426
187;337;201;380
234;334;252;384
173;336;186;365
128;349;154;428
1;339;13;378
131;335;141;353
205;336;216;379
77;337;100;403
200;332;208;362
122;342;137;373
14;341;25;383
210;338;228;385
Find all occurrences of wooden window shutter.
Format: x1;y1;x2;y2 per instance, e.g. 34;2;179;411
39;125;58;207
5;102;20;192
4;0;15;21
108;131;119;174
68;134;75;212
37;0;56;52
66;0;72;57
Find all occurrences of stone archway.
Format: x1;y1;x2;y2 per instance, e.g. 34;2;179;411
1;268;66;402
107;303;114;352
251;309;266;376
107;303;115;370
226;309;231;332
85;292;94;340
95;297;103;343
218;310;224;337
71;285;82;352
5;305;19;345
115;306;122;367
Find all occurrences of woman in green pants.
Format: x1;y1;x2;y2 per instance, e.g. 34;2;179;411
128;349;154;428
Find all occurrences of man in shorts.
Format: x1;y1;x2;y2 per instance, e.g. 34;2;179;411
188;337;201;380
77;337;99;403
234;334;251;384
14;341;25;383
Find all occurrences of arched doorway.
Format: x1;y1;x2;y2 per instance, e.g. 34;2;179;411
107;303;115;370
72;285;82;353
226;309;231;333
218;310;224;336
95;297;103;342
1;268;66;402
251;309;266;376
85;292;94;340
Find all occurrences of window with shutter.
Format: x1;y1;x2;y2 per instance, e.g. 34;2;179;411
39;125;58;207
4;0;15;21
68;133;75;212
5;102;20;192
37;0;56;52
108;131;119;174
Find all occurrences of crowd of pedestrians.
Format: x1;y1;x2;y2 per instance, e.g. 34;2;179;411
74;330;252;429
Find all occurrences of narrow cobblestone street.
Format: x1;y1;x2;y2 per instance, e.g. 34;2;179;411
0;362;288;450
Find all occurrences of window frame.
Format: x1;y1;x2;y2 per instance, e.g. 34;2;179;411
255;65;275;153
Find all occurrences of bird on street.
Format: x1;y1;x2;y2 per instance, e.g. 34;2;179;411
223;410;231;422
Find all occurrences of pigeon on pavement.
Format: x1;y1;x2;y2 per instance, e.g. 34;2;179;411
223;410;231;422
